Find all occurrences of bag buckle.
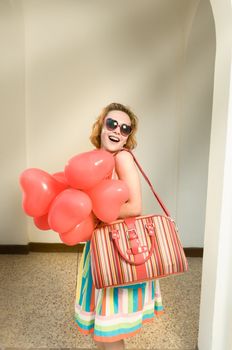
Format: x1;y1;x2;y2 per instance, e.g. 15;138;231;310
126;227;148;256
127;228;138;239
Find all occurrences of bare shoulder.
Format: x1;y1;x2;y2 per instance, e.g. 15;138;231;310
115;150;134;165
115;150;137;176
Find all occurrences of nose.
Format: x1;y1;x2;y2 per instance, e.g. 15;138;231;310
113;125;121;134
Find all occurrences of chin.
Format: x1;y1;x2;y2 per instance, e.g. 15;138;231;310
105;143;123;152
100;141;122;152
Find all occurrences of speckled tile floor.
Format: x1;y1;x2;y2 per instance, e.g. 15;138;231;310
0;253;201;350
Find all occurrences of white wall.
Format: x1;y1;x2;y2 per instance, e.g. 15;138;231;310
0;0;28;244
198;0;232;348
0;0;214;247
177;0;215;247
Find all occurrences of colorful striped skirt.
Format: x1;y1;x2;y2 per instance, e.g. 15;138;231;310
74;241;164;343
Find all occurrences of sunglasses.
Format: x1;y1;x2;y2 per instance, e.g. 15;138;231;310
105;118;132;137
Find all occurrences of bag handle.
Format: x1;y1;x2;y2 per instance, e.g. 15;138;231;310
119;148;171;217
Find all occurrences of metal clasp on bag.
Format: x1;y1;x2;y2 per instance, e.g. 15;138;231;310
111;229;120;240
145;223;155;236
168;217;179;232
127;245;148;255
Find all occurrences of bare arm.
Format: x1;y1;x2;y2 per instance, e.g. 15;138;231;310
115;150;142;218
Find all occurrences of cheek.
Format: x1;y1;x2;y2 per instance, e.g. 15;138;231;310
118;136;127;145
122;136;129;145
100;130;108;145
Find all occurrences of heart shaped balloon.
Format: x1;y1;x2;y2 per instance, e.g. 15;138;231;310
88;179;129;223
52;172;69;187
34;214;50;230
64;149;115;190
48;188;92;233
59;213;96;246
19;168;67;217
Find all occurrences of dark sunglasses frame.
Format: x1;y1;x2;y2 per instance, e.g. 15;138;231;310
105;118;132;137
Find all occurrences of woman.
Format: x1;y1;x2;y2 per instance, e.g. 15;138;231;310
74;103;164;350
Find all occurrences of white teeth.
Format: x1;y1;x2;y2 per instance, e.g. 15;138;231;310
109;136;120;142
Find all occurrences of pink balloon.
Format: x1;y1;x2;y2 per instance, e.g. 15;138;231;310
34;214;50;230
52;172;69;187
48;189;92;233
88;179;129;223
65;149;115;190
59;213;95;246
19;168;67;217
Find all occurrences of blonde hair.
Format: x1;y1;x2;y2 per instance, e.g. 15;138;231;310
90;103;138;150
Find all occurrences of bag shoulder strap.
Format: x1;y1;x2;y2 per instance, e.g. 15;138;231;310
116;148;171;217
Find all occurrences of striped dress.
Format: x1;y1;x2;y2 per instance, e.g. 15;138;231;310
74;241;164;343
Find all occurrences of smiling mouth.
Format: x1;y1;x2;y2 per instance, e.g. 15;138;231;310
108;135;120;143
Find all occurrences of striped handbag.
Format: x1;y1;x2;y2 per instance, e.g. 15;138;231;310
90;150;188;289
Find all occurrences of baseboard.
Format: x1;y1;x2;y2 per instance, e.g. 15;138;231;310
0;243;84;254
29;242;84;253
0;244;30;254
0;243;203;256
183;247;203;257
